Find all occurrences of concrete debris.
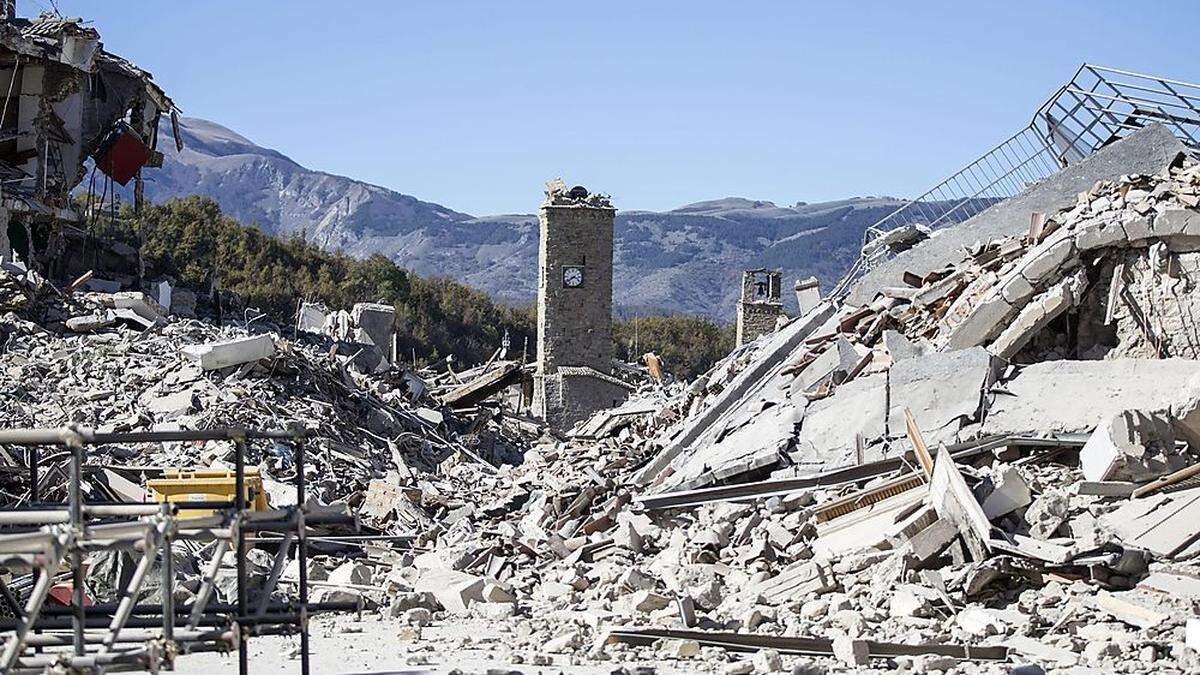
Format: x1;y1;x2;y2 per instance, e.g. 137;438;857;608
3;68;1200;671
1080;409;1182;482
181;333;276;371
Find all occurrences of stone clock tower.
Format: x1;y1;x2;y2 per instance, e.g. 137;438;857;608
532;179;631;429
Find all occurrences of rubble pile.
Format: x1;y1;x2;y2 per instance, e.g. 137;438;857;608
0;268;536;510
326;146;1200;673
7;127;1200;673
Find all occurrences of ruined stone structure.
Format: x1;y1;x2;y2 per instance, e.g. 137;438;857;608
0;12;174;276
532;180;631;429
735;268;784;346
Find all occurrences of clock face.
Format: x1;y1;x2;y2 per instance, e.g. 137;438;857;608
563;266;584;288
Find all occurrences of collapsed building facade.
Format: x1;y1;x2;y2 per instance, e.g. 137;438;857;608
0;6;174;282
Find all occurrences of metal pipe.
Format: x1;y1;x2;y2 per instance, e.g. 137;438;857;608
69;444;86;658
0;426;302;447
187;538;229;630
36;600;359;619
0;542;63;670
255;530;293;616
161;505;174;645
0;530;59;552
297;438;311;675
11;652;149;672
234;438;249;675
100;521;162;653
22;627;231;647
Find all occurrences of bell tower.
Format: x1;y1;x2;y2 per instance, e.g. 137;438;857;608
532;179;630;428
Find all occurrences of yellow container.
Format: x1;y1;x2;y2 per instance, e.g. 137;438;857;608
146;468;268;518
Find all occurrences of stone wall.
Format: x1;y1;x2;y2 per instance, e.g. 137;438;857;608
736;300;784;346
537;369;632;430
536;204;615;376
1076;248;1200;360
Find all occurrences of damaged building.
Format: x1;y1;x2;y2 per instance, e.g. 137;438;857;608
533;179;632;430
9;52;1200;675
0;6;175;282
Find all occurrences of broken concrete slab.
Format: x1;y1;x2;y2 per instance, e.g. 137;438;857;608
988;275;1079;359
108;291;167;326
980;466;1031;520
752;560;837;605
636;302;834;486
887;347;997;448
903;517;959;569
1074;481;1137;498
1137;571;1200;600
1080;409;1179;482
943;295;1013;351
1016;233;1076;285
882;329;923;363
181;334;275;371
413;569;485;612
1092;590;1168;629
794;372;887;468
983;359;1200;436
1100;486;1200;559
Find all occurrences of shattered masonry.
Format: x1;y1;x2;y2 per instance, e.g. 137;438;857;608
6;36;1200;675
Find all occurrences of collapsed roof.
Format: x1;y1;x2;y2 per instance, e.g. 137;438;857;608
636;125;1200;494
0;10;176;268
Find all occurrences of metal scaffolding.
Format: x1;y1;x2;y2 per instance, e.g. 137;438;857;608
834;63;1200;297
0;426;358;674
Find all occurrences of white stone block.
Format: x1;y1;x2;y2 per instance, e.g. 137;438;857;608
181;334;275;371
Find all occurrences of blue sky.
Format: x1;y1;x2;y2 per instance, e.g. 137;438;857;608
42;1;1200;215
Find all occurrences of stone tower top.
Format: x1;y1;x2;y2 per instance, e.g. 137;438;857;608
542;178;614;209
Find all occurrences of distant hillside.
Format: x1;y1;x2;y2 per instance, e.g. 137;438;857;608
140;117;944;319
128;195;731;377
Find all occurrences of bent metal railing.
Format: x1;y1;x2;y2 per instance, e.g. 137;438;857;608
833;64;1200;298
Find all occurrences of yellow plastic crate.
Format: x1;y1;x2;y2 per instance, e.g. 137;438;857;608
146;468;268;518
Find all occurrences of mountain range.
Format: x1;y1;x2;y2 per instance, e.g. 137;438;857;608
139;117;917;319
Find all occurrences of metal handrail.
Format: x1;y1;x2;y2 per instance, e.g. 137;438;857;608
835;63;1200;298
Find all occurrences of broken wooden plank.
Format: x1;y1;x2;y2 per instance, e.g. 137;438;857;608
440;361;523;409
65;269;94;296
605;627;1008;661
1104;260;1125;326
1027;211;1046;244
904;408;934;479
1132;460;1200;498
